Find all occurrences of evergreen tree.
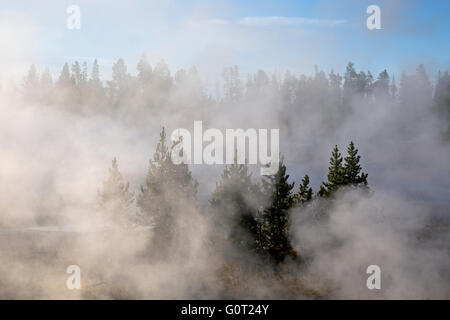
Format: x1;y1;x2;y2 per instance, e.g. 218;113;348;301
294;174;313;204
98;158;135;226
90;59;101;86
153;59;172;90
210;161;260;250
253;70;270;93
108;58;129;104
57;63;72;87
373;69;390;98
343;141;368;186
39;67;53;103
137;53;152;85
328;70;343;122
433;71;450;138
88;59;104;101
187;66;204;97
24;64;39;86
343;62;358;106
54;62;76;106
319;145;345;197
71;61;82;85
40;67;53;87
416;64;433;103
258;158;296;263
399;65;433;110
222;65;242;101
174;69;187;86
343;63;373;102
81;61;88;86
320;143;369;197
23;64;39;99
137;128;198;252
365;70;374;97
281;70;297;106
112;58;127;82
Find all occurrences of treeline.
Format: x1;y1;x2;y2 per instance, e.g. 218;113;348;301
98;128;368;264
20;57;450;139
21;57;210;117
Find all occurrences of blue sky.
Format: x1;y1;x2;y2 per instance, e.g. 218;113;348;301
0;0;449;83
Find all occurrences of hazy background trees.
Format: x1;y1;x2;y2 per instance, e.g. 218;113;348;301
18;58;450;145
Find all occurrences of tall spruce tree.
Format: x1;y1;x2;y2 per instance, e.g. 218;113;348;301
222;65;242;101
81;62;88;86
343;141;368;186
399;65;433;112
434;71;450;138
258;158;296;263
373;69;390;99
137;128;198;252
137;54;152;85
87;59;105;105
98;158;135;226
40;67;53;88
90;59;101;86
71;61;82;86
39;67;53;104
294;174;313;204
319;145;345;197
57;63;72;87
343;62;358;106
153;60;172;91
210;162;260;250
108;58;129;105
23;64;39;99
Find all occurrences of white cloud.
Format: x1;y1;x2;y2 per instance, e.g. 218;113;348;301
238;16;346;27
186;18;230;27
189;16;346;28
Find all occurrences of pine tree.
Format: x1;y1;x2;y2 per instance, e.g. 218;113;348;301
39;67;53;103
365;70;374;97
137;53;152;85
258;158;296;263
433;71;450;138
343;141;368;186
320;143;368;197
40;67;53;88
294;174;313;204
373;69;390;98
222;65;242;101
81;62;88;86
399;65;433;111
319;145;345;197
210;161;261;250
23;64;39;99
98;158;135;227
137;128;198;252
343;62;358;105
416;64;432;103
57;63;72;87
153;59;172;91
90;59;101;86
108;58;129;104
24;64;39;87
71;61;82;86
